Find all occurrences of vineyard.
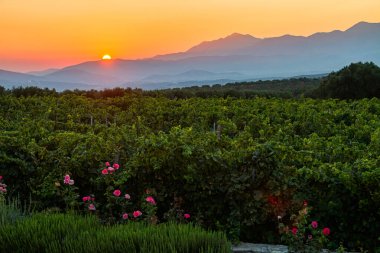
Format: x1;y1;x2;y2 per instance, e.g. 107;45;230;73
0;92;379;251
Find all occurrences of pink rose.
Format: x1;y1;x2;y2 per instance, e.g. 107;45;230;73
101;169;108;175
113;189;121;197
145;196;156;205
113;163;120;169
311;221;318;229
63;174;71;184
82;196;89;202
105;162;110;167
291;227;298;235
108;167;115;173
122;213;129;220
88;204;96;211
133;210;142;218
0;176;3;180
69;179;74;185
124;194;131;200
184;213;190;219
322;227;330;236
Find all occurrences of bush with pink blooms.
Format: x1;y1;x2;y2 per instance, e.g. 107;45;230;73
81;195;96;211
88;162;135;223
278;200;330;253
58;174;79;210
71;162;163;225
141;190;158;224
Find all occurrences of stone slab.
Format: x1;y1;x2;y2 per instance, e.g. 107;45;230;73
232;243;288;253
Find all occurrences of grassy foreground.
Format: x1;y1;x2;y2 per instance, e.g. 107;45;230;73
0;212;231;253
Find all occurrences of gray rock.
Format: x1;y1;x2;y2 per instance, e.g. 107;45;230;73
232;243;288;253
231;243;358;253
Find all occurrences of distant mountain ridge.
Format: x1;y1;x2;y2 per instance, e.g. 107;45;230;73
155;21;380;60
27;68;59;76
1;21;379;91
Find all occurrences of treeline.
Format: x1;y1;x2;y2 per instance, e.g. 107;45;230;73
313;62;380;99
146;77;321;99
0;77;320;99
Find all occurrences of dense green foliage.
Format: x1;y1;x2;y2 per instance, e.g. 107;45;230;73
0;92;379;251
0;213;230;253
314;62;380;99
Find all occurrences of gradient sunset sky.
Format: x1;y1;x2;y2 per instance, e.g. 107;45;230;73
1;0;379;72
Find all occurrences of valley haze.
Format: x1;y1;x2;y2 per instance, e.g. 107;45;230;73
1;21;379;91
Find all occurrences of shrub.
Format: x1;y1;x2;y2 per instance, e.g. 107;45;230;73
278;201;330;253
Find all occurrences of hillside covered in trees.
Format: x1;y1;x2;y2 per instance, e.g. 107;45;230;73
313;62;380;99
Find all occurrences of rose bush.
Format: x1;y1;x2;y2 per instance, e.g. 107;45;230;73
279;201;330;253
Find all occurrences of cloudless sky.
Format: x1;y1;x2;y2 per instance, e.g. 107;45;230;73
1;0;379;72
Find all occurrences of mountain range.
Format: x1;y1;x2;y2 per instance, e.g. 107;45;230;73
1;21;380;91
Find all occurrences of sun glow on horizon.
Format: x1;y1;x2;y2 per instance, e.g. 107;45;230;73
102;54;112;60
1;0;380;72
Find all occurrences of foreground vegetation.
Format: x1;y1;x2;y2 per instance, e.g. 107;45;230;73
0;63;379;251
0;206;230;253
1;91;379;251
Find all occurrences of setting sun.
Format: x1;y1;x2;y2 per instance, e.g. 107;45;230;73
102;54;112;60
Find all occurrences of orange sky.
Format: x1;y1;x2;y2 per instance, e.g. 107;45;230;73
1;0;379;72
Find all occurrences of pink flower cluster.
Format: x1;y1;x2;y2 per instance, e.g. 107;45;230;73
0;175;7;193
112;190;132;201
101;162;120;175
311;221;330;236
133;210;142;218
82;196;95;202
113;189;121;197
322;227;330;236
184;213;190;219
82;195;96;211
146;196;156;205
291;222;330;237
63;174;74;185
121;210;142;220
